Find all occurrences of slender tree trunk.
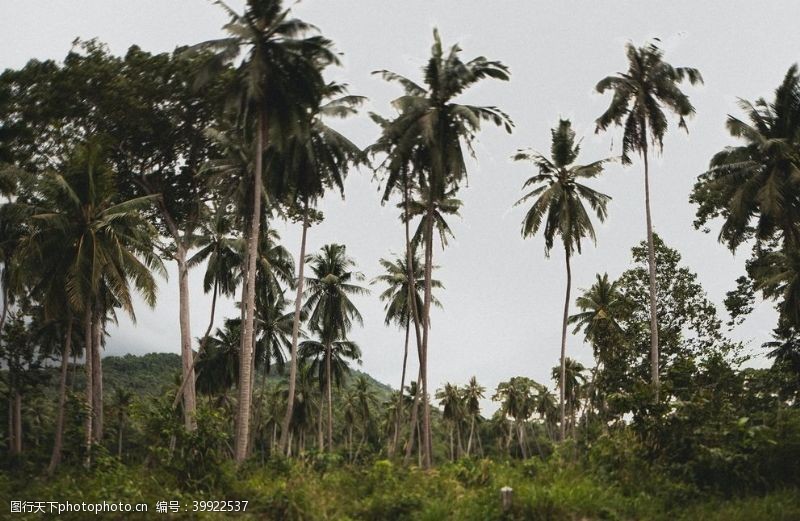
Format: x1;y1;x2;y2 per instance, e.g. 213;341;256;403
391;318;411;457
317;401;324;451
518;421;528;459
172;281;218;411
235;111;265;463
449;427;453;461
419;202;435;468
8;391;15;455
642;146;660;401
48;318;73;475
0;285;8;334
83;308;93;468
402;172;425;462
404;366;422;463
325;341;333;451
559;250;571;441
467;417;475;456
91;310;103;442
280;210;309;454
176;248;197;430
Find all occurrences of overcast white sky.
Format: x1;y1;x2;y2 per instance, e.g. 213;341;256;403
3;1;800;412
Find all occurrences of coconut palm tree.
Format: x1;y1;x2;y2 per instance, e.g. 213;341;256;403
552;358;587;437
436;382;465;460
493;377;537;458
462;376;485;456
514;119;612;440
372;253;442;456
595;41;703;400
302;244;368;451
569;273;626;358
375;29;513;467
19;142;163;466
195;0;337;463
692;64;800;251
298;334;362;451
274;85;365;454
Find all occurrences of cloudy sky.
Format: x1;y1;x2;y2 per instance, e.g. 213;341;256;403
3;1;799;411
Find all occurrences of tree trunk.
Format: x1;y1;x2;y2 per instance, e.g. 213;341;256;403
317;401;324;451
467;416;475;456
391;318;411;457
518;421;528;459
325;341;333;451
235;111;265;463
0;284;8;334
280;210;309;454
91;310;103;442
419;202;435;468
83;308;93;468
48;317;73;475
404;366;422;463
172;280;218;411
642;146;661;400
402;171;426;462
559;250;571;441
176;248;197;430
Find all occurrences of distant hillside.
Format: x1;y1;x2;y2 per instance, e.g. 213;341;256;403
98;352;395;401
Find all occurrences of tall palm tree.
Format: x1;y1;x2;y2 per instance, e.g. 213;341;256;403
275;85;365;454
302;244;368;451
195;0;336;463
514;119;612;440
372;253;442;456
20;143;163;466
595;41;703;399
375;29;513;467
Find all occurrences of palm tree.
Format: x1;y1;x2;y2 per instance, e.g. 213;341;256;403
375;29;513;467
595;40;703;399
492;377;537;458
372;254;442;456
20;142;163;466
569;273;626;358
195;0;336;463
275;85;365;454
298;334;362;451
692;64;800;251
111;387;134;459
302;244;368;451
436;382;465;460
514;119;612;440
462;376;485;456
552;358;587;437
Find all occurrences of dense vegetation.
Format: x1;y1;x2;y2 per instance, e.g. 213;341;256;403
1;0;799;518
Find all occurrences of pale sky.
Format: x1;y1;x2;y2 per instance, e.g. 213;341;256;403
3;1;799;412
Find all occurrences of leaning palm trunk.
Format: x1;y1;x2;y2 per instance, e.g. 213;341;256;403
47;317;73;475
467;416;475;456
175;246;197;430
325;342;333;451
280;209;309;454
235;112;265;463
83;308;93;468
642;145;661;400
559;250;571;441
